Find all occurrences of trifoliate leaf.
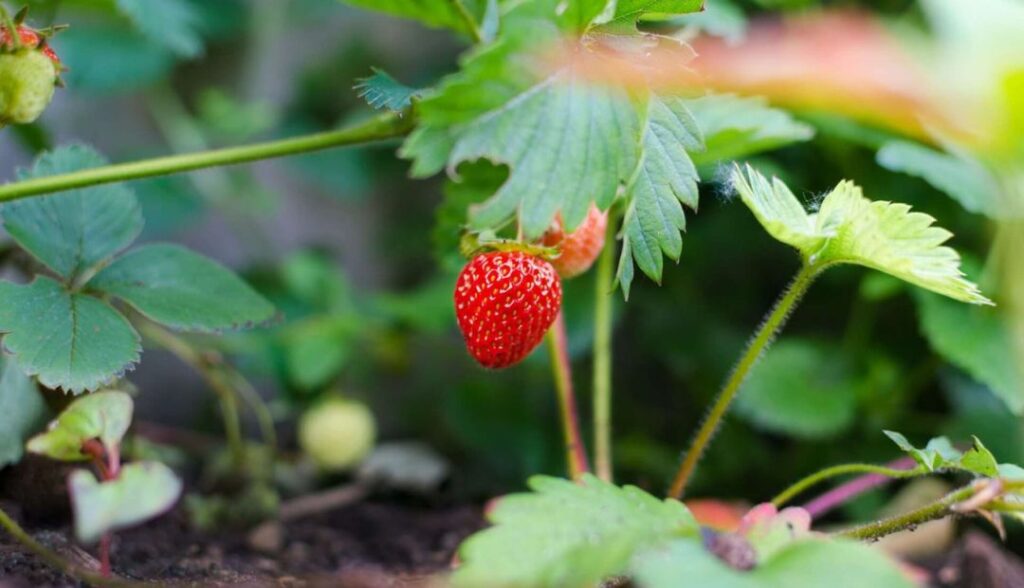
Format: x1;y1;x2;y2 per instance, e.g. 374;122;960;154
2;145;142;283
876;141;1004;218
354;68;423;112
70;461;182;544
27;391;133;461
617;95;702;297
686;94;813;167
632;537;912;588
916;290;1023;413
735;340;857;439
884;431;999;477
0;278;140;394
338;0;491;36
116;0;203;58
90;244;275;333
731;165;992;305
0;353;47;468
453;474;698;588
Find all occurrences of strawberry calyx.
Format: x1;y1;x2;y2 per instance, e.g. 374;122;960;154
459;231;560;262
0;7;64;68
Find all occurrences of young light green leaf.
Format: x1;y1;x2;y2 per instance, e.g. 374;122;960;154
27;391;133;461
916;290;1023;413
686;94;813;167
632;538;912;588
354;68;423;112
116;0;203;58
617;95;702;297
0;353;47;468
735;340;857;439
876;141;1004;218
454;474;698;588
70;461;182;544
90;244;275;333
884;431;999;477
0;278;140;394
2;145;142;283
731;165;992;305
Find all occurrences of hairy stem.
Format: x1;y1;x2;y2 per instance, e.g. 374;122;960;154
772;462;923;508
668;263;823;499
802;456;918;519
835;485;977;541
0;506;140;587
592;214;617;482
547;312;591;480
0;112;413;202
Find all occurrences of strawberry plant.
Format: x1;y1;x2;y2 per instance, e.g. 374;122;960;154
0;0;1021;585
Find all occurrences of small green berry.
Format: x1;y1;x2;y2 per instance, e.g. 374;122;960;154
0;48;57;126
298;396;376;472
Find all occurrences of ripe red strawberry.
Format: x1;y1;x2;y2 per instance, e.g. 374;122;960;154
454;250;562;369
542;205;608;279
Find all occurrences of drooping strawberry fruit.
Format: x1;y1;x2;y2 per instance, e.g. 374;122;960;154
0;19;62;126
542;205;608;279
454;250;563;369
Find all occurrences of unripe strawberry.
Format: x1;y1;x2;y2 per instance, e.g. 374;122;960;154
542;205;607;279
298;396;376;472
454;250;562;369
0;23;61;126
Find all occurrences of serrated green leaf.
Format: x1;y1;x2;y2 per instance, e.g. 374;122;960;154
916;290;1023;413
0;353;47;468
3;145;142;283
618;95;702;293
0;278;140;394
735;340;857;439
686;94;813;167
339;0;490;35
90;244;275;333
453;474;698;587
633;537;912;588
455;76;641;238
70;461;182;544
354;68;423;112
876;141;1004;218
731;165;992;305
116;0;203;58
884;430;999;477
27;391;133;461
612;0;706;25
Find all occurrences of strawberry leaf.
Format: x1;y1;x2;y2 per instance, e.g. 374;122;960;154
338;0;492;36
884;431;999;477
687;94;814;167
731;165;992;305
27;391;133;461
453;474;698;587
0;277;140;394
610;0;706;26
2;145;142;284
90;243;275;333
70;461;182;544
0;353;47;468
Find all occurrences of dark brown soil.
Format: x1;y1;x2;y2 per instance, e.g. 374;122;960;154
0;499;484;587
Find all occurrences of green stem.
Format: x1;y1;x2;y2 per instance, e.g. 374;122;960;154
136;321;246;468
772;463;924;507
0;506;141;587
668;263;823;499
0;112;413;202
449;0;483;43
547;312;591;481
592;214;617;482
835;485;976;541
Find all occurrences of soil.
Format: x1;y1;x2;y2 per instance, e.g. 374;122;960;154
0;498;484;587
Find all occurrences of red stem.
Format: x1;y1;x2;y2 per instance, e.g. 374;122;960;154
79;438;121;578
802;456;917;519
548;312;591;480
